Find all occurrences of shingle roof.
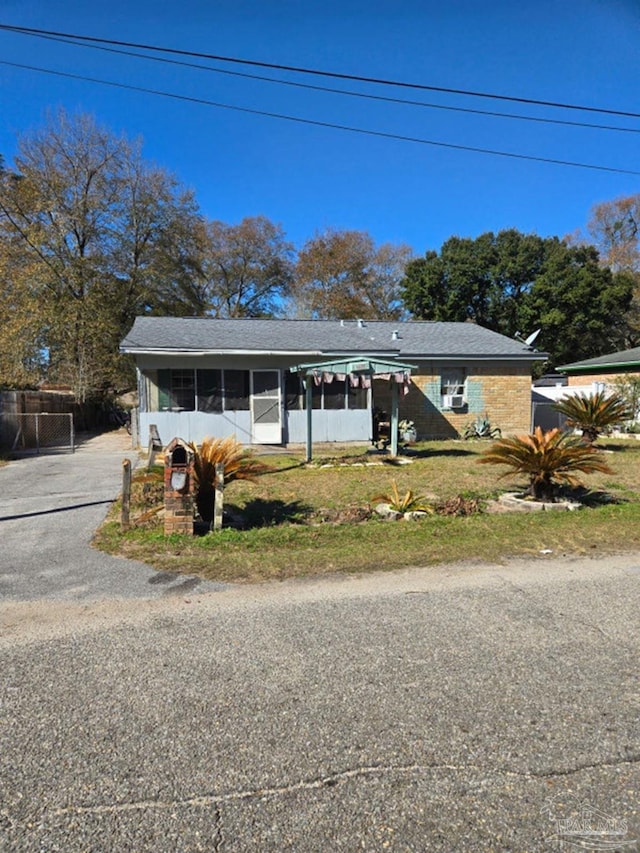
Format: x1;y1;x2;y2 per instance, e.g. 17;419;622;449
121;317;543;360
558;346;640;372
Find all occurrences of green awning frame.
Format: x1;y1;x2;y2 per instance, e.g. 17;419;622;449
295;357;418;461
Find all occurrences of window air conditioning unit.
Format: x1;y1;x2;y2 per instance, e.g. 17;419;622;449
444;394;465;409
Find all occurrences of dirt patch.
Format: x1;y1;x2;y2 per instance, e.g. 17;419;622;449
0;597;188;647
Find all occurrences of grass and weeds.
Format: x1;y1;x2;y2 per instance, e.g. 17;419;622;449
94;438;640;583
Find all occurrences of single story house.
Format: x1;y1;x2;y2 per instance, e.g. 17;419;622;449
558;346;640;387
120;317;544;447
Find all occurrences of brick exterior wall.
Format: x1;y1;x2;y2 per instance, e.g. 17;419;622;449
373;361;533;439
164;493;194;535
567;371;640;386
163;438;194;535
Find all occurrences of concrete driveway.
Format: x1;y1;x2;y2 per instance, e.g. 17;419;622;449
0;431;223;601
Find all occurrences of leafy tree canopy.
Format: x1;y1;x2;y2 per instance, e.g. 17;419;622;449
401;228;633;368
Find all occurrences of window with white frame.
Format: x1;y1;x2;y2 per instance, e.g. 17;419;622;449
440;370;466;409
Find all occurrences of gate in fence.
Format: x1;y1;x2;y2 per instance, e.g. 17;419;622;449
531;402;566;433
0;413;75;454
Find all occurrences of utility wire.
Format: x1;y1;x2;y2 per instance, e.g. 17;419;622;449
2;60;638;177
1;22;639;120
19;30;640;136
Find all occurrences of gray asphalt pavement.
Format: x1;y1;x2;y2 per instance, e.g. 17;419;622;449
0;431;224;601
1;556;639;851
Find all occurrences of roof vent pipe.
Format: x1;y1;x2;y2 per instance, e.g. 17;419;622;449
392;330;400;341
357;318;366;328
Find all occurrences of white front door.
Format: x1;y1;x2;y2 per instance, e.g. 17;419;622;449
251;370;282;444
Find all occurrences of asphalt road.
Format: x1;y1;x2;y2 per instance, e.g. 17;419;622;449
0;433;638;851
1;555;639;852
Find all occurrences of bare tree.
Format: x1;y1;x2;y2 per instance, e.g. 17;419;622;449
0;110;203;400
293;228;412;319
198;216;294;317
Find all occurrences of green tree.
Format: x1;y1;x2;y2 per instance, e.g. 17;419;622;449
402;229;633;368
293;228;412;320
0;238;46;388
0;110;203;401
401;230;548;333
518;243;632;366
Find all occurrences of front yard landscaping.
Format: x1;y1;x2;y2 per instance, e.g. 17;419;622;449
94;439;640;583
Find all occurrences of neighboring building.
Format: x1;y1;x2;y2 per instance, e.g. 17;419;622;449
558;346;640;387
120;317;544;447
532;347;640;431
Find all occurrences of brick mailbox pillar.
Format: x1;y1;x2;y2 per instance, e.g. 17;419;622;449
164;437;195;536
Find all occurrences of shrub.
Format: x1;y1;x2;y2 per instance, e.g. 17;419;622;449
372;481;434;513
462;413;501;440
478;427;612;501
189;436;272;522
553;391;633;444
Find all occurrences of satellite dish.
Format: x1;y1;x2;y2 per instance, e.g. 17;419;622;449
524;329;541;346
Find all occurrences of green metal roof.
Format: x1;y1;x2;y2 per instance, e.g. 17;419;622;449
295;357;418;375
558;346;640;373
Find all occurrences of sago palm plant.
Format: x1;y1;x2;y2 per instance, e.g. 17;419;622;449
189;436;271;522
553;390;632;444
478;427;611;501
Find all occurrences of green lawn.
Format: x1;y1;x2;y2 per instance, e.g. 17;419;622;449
94;438;640;583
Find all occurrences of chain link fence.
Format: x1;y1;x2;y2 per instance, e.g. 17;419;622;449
0;413;75;454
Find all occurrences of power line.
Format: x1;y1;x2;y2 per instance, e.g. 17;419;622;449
2;60;639;177
19;30;640;136
1;22;639;120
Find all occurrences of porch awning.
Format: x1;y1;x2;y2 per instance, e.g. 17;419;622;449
295;357;417;378
294;357;418;460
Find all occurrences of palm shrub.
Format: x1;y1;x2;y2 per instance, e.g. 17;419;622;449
478;427;612;501
189;436;271;523
553;390;633;444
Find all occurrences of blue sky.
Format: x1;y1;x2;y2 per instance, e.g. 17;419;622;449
0;0;638;255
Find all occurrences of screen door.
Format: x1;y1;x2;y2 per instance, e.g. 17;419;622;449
251;370;282;443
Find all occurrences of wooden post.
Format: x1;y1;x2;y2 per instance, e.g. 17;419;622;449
121;458;132;530
213;462;224;531
148;424;162;469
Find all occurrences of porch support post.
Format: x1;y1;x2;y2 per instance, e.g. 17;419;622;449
305;378;313;462
390;379;399;457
